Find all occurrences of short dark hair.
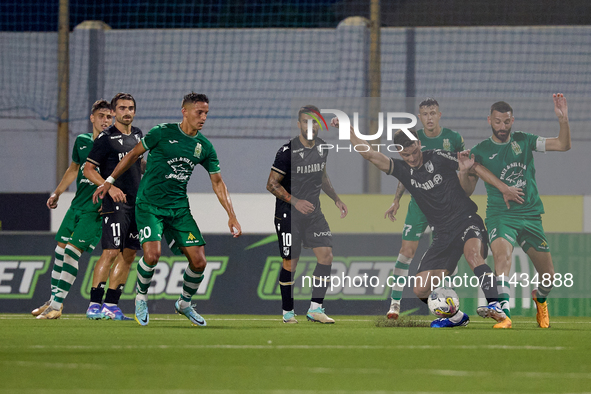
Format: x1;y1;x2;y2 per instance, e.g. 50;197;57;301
491;101;513;115
111;93;136;111
91;99;111;114
298;105;321;122
419;98;439;109
182;92;209;107
394;129;419;148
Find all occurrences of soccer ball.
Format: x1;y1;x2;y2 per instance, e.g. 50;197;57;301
428;287;460;318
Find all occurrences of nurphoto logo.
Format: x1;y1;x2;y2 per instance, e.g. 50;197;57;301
304;109;418;153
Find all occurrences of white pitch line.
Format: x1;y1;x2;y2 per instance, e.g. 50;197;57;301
0;344;569;351
1;360;105;370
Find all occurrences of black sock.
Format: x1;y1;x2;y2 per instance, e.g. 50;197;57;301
279;267;294;312
90;282;106;304
104;284;124;305
473;264;499;303
311;264;332;304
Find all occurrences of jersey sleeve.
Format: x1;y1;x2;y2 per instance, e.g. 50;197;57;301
71;135;81;164
202;143;221;174
469;143;483;164
141;125;161;151
523;132;547;153
271;145;290;176
454;133;465;152
434;149;460;171
86;133;108;167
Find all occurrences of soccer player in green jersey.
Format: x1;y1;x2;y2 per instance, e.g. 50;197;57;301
93;92;242;327
33;100;113;319
383;98;465;319
462;94;571;328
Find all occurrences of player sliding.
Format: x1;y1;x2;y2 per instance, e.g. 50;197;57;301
462;94;571;328
383;98;465;320
93;92;241;327
333;116;522;327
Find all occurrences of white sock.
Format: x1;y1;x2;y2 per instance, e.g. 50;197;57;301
136;293;148;302
449;310;465;323
283;309;294;315
310;301;322;310
178;299;191;309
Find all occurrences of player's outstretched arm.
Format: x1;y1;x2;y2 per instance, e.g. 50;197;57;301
47;161;80;209
469;159;525;209
384;181;405;221
210;173;242;237
321;168;347;219
545;93;571;152
457;150;479;196
266;170;315;215
90;142;146;203
330;117;391;173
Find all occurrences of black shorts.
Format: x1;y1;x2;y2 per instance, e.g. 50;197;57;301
417;214;488;274
101;203;140;251
274;211;332;260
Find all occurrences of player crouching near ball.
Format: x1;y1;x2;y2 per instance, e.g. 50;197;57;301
335;115;524;328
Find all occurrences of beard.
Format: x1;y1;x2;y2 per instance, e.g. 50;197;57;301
300;127;317;141
492;125;511;142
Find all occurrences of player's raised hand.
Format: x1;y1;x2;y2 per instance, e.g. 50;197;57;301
229;217;242;238
553;93;568;121
46;193;59;209
457;150;475;172
336;200;348;219
384;200;400;222
294;199;315;215
502;186;525;209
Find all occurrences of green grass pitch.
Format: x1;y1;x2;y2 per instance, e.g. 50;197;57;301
1;314;590;393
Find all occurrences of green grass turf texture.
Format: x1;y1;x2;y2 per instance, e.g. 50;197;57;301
1;314;590;394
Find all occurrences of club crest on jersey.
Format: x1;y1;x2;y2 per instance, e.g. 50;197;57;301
194;143;202;158
317;145;324;157
511;141;522;155
443;139;451;151
425;160;434;173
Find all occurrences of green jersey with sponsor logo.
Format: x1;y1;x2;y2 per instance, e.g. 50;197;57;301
470;131;545;218
418;127;465;152
70;133;101;212
137;123;221;209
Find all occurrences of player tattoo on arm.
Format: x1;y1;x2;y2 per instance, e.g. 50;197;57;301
384;181;405;221
266;170;294;205
393;182;405;202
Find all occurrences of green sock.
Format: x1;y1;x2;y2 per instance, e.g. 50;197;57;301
180;265;204;302
52;244;81;308
136;257;156;295
390;254;411;301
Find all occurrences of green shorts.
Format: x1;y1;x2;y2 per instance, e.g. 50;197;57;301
485;215;550;253
402;198;430;241
55;208;102;252
135;202;205;256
